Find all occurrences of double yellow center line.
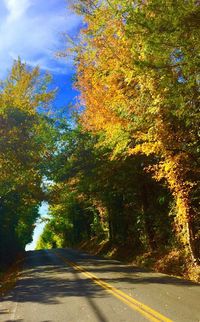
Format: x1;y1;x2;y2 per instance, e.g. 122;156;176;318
54;252;172;322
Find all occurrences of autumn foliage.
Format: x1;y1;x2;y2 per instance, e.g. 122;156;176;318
0;59;56;268
69;0;200;265
1;1;200;281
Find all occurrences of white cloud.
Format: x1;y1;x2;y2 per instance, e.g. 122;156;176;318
5;0;31;22
0;0;82;77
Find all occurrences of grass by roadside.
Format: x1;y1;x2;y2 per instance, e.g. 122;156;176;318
77;237;200;283
0;254;24;297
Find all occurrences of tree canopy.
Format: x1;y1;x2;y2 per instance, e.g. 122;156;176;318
68;0;200;264
1;1;200;281
0;59;56;268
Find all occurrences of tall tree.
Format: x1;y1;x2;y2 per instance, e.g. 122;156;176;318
0;59;55;267
71;0;200;263
39;124;172;254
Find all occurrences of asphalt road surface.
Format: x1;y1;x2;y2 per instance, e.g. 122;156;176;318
0;248;199;322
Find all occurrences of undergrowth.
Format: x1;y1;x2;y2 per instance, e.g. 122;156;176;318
0;254;24;296
78;237;200;283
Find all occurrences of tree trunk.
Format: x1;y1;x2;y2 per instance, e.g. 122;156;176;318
175;191;199;265
160;154;199;265
141;183;157;251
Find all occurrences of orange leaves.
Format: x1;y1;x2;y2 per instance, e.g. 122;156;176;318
74;2;134;144
70;0;200;262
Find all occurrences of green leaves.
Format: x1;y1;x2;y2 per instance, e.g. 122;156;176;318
0;59;56;267
70;0;200;262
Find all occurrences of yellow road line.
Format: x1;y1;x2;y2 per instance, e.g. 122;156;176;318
54;252;173;322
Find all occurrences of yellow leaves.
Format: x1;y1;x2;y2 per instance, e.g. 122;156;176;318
124;70;134;85
0;59;54;115
71;0;200;262
128;140;163;157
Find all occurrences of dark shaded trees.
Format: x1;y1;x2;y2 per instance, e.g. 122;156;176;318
70;0;200;264
0;59;55;268
38;125;173;255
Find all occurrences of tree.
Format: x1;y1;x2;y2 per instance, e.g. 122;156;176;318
39;123;173;255
0;59;55;267
71;0;200;264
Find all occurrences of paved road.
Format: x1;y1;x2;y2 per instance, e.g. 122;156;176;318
0;248;199;322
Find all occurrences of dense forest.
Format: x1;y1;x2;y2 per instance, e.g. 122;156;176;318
0;60;58;269
1;0;200;281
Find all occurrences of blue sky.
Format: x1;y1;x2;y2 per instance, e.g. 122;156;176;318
0;0;82;110
0;0;82;250
26;202;49;251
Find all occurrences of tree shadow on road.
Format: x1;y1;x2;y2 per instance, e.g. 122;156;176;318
1;250;111;322
1;249;199;322
55;248;199;287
